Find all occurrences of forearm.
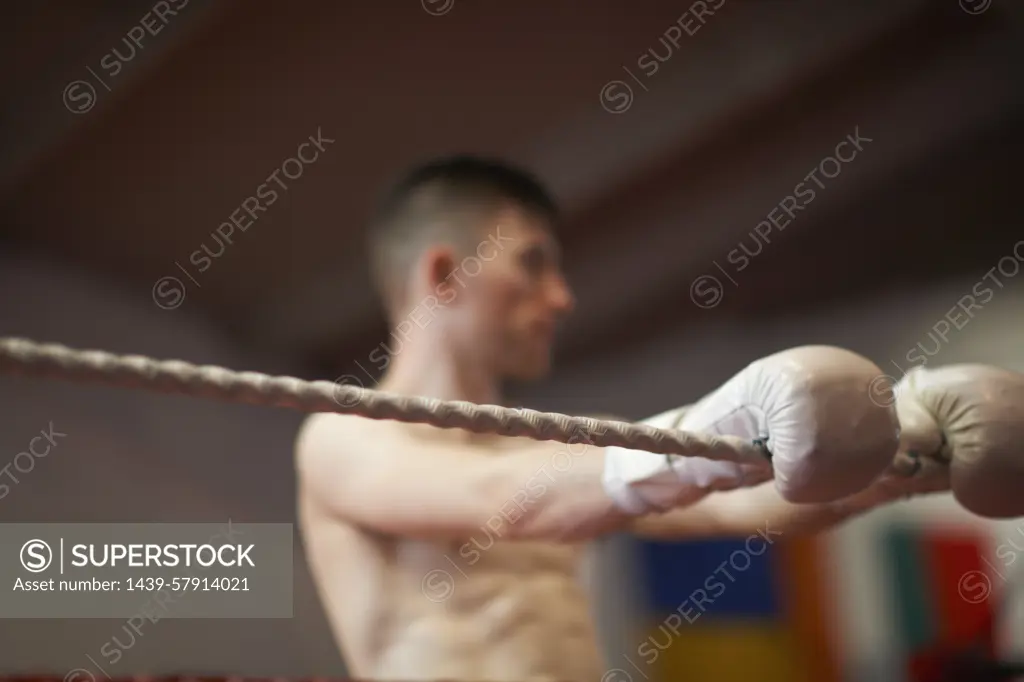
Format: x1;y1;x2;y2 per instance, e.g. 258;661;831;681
482;446;634;542
633;480;896;541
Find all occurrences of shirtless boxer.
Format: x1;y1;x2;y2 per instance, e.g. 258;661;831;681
296;156;1024;681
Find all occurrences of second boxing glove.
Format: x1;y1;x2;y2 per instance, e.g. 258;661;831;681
895;364;1024;518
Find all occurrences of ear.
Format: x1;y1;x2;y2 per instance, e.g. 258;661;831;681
420;245;460;303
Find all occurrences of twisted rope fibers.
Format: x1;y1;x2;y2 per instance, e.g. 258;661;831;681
0;337;771;464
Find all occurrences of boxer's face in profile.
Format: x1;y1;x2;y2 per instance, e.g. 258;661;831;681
447;206;574;380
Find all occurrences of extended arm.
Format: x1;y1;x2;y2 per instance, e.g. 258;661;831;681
295;412;632;542
631;477;908;540
296;346;905;543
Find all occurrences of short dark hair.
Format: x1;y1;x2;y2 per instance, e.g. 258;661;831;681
367;155;559;310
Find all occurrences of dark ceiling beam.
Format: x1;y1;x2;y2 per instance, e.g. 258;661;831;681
562;116;1024;368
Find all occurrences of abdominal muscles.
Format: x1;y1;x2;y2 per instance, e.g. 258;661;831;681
307;514;604;682
376;558;603;681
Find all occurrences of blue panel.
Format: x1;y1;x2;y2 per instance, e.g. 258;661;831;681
638;537;781;619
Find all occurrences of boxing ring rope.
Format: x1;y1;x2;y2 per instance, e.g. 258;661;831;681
0;337;769;464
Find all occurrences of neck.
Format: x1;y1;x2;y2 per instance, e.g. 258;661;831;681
377;338;501;406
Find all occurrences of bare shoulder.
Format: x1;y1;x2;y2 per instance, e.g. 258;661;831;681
294;412;399;471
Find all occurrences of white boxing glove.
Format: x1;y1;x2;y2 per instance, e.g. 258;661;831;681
895;364;1024;518
602;346;900;515
601;404;774;514
602;342;901;512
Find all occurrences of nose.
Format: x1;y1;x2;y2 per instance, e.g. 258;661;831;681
547;273;575;315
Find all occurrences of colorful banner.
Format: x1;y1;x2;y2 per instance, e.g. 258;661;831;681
633;518;1009;682
633;533;833;682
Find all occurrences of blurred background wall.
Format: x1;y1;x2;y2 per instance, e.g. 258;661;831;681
1;1;1022;680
